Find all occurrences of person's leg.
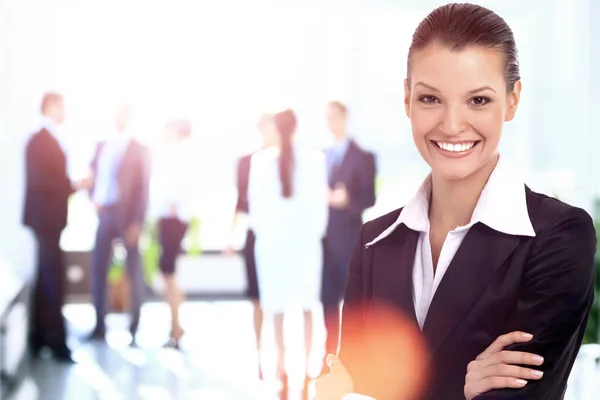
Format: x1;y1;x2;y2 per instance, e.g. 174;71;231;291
274;312;287;399
322;261;343;356
163;274;183;335
252;301;263;350
159;218;188;344
323;302;341;356
321;259;348;377
124;237;144;339
29;233;44;352
33;228;68;351
274;312;285;375
91;211;116;337
303;309;313;375
243;231;263;349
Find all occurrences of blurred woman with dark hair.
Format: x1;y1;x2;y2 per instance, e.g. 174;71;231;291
249;109;329;398
226;112;279;379
153;118;196;349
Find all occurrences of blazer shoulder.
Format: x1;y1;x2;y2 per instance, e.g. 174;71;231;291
26;131;42;147
362;207;403;243
528;189;595;236
131;139;150;153
239;153;253;164
349;139;370;156
27;129;56;151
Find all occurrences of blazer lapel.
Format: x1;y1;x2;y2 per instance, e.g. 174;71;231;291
371;225;419;326
422;223;520;355
117;140;135;181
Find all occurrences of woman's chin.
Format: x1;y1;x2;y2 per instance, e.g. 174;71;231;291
430;163;478;182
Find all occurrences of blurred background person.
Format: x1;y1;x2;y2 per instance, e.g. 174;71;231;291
321;101;376;372
22;92;75;362
248;109;329;399
225;113;279;378
152;118;195;349
87;104;151;344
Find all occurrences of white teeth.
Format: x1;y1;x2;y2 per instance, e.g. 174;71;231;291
435;141;476;152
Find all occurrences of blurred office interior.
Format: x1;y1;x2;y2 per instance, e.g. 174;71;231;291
1;0;600;399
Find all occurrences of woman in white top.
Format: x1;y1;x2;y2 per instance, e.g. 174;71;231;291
153;118;196;349
248;109;329;396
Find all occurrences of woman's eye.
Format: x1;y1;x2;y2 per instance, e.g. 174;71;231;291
469;96;491;106
418;95;440;104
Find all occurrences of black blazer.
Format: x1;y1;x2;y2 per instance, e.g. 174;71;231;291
235;153;252;214
23;129;73;232
325;140;377;266
90;139;150;228
339;187;596;399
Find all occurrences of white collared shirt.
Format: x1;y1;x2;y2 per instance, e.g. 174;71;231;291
366;155;536;329
344;156;536;400
92;132;131;206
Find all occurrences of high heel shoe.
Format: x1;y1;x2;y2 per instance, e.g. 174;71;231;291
277;370;289;400
164;328;184;350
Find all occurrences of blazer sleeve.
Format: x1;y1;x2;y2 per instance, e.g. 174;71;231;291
247;154;267;236
346;151;376;216
476;206;596;399
133;145;151;225
235;156;250;214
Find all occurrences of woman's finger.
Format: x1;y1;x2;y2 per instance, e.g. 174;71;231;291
479;350;544;368
466;376;528;400
476;331;533;360
470;363;544;381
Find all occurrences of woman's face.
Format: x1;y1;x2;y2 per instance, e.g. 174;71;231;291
405;43;521;181
163;125;179;144
260;118;279;148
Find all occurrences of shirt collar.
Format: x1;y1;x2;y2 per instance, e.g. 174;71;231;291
333;137;350;151
41;115;58;137
366;155;535;247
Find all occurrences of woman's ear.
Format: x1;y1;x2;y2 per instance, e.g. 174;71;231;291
404;79;411;119
505;80;522;122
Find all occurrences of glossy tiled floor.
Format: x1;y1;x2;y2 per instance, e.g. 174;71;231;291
8;301;327;400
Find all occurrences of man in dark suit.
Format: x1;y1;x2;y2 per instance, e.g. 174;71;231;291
322;101;376;365
87;105;150;343
23;92;74;362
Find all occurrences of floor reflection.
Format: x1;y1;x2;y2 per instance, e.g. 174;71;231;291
8;301;326;400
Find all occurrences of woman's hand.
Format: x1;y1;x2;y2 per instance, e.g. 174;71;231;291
464;331;544;400
314;354;354;400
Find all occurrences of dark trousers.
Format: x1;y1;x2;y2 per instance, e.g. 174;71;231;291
321;261;349;356
158;217;188;275
91;207;145;335
31;228;68;349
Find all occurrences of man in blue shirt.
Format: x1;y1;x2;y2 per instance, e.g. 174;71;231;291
321;101;377;373
88;105;150;344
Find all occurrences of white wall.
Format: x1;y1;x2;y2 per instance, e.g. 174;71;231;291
0;3;36;280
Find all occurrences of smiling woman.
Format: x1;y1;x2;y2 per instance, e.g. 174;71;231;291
315;3;596;400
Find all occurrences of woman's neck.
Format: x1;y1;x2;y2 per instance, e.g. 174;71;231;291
429;154;499;232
